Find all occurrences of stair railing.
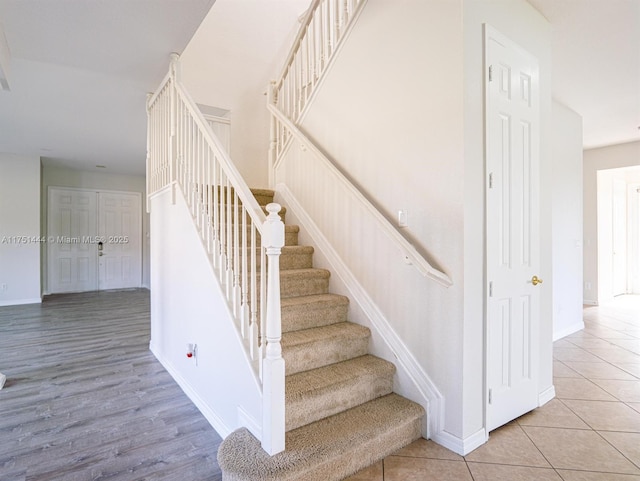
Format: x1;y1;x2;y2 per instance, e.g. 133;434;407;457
267;0;451;287
147;54;286;455
273;0;365;124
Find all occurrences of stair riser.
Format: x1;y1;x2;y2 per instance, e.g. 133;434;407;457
286;372;394;431
280;275;329;299
284;335;369;375
281;301;348;333
246;251;314;270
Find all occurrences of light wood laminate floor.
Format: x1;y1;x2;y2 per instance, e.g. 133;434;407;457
0;289;222;481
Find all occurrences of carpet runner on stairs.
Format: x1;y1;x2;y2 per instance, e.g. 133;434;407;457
218;189;424;481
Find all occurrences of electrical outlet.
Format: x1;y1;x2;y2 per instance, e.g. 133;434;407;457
398;209;408;228
0;283;6;292
584;282;591;291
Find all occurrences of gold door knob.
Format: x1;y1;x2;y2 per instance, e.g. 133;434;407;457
531;275;543;286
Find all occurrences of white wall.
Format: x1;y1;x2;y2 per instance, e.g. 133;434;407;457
0;153;41;305
583;141;640;304
551;101;584;340
41;165;150;291
149;187;261;439
298;0;468;448
179;0;310;188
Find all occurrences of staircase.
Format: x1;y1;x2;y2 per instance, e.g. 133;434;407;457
218;189;424;481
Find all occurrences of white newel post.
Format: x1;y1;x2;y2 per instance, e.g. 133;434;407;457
261;203;285;455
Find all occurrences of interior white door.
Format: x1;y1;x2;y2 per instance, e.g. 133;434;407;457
97;192;142;290
485;25;541;432
48;188;98;293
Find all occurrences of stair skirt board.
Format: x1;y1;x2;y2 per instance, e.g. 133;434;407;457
218;188;427;480
274;184;444;438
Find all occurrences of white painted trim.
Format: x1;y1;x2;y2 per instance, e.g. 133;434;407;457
277;184;445;440
150;343;233;438
553;321;585;341
0;297;42;307
431;428;487;456
237;406;262;441
538;385;556;406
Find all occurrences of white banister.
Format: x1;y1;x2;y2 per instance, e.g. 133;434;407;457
273;0;367;124
147;56;285;455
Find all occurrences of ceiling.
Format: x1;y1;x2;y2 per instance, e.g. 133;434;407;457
0;0;215;175
0;0;638;177
527;0;640;150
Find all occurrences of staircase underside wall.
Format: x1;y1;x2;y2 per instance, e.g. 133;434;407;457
149;187;261;440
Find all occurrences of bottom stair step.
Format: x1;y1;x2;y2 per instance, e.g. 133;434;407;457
218;393;425;481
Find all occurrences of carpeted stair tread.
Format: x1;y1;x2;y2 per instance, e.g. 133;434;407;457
286;355;395;431
279;268;331;298
218;394;424;481
250;188;275;206
282;322;370;375
281;294;349;332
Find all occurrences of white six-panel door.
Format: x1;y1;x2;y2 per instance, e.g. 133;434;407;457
48;188;142;294
485;25;541;432
48;189;99;293
97;192;142;290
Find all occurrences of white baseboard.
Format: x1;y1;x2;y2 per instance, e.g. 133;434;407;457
583;299;598;306
238;406;262;440
432;428;487;456
0;297;42;307
150;344;232;438
539;385;556;406
553;321;584;341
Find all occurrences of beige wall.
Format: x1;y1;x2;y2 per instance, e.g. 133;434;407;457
551;101;584;340
0;153;41;305
179;0;309;188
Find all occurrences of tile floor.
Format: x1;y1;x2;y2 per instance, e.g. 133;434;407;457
346;295;640;480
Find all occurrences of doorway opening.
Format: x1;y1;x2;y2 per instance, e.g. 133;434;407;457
596;165;640;302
